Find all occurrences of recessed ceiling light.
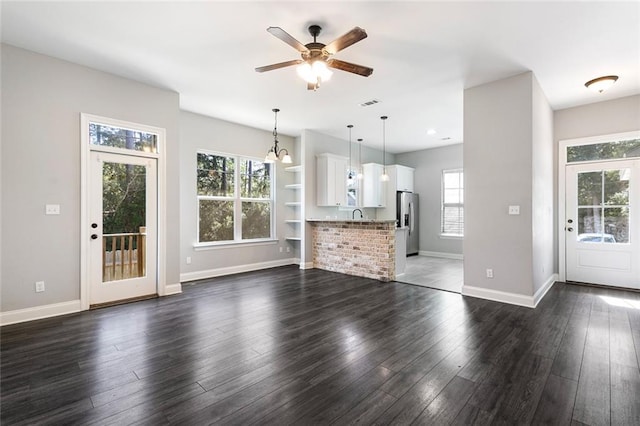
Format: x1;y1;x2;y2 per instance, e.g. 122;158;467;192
585;75;618;93
427;129;437;136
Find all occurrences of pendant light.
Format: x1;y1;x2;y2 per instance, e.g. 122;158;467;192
264;108;292;164
347;125;354;186
357;138;364;180
380;116;390;181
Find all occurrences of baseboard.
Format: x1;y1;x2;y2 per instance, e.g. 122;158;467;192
180;258;299;282
418;251;463;260
164;283;182;296
1;300;82;326
533;273;558;307
461;285;536;308
300;262;314;270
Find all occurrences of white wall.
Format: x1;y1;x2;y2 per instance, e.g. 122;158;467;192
395;144;463;256
1;44;181;312
179;111;298;280
463;71;555;306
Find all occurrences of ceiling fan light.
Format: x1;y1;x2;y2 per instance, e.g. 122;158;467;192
585;75;618;93
312;61;332;82
297;63;317;84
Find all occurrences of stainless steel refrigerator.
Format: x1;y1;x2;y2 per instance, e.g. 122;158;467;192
397;191;419;255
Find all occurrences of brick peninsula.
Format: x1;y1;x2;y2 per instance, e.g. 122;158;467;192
307;219;397;282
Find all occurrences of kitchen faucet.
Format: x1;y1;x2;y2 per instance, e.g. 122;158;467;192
352;208;363;219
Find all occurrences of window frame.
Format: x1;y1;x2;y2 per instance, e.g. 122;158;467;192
441;169;464;238
196;150;275;246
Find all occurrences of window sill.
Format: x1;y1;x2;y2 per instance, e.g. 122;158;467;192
194;239;278;250
439;234;463;240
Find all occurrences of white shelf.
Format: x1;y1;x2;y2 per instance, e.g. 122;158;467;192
285;183;302;189
285;165;303;173
285;237;302;241
285;201;301;206
285;220;301;224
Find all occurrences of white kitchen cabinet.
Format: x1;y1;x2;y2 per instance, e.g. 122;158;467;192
361;163;386;208
394;165;415;192
316;153;348;206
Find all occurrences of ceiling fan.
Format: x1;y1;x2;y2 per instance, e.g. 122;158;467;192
255;25;374;90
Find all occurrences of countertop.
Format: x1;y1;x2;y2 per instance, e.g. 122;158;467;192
306;218;397;224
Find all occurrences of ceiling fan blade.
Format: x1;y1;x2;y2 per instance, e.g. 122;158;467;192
327;59;374;77
324;27;368;54
255;59;304;73
267;27;308;52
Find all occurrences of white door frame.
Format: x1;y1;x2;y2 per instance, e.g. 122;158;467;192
558;130;640;283
80;113;167;310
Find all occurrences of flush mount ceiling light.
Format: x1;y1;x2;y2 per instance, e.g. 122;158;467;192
380;116;389;182
585;75;619;93
264;108;291;164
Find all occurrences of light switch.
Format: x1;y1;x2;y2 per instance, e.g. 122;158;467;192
508;205;520;215
45;204;60;215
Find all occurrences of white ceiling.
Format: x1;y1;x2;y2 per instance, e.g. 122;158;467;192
2;1;639;153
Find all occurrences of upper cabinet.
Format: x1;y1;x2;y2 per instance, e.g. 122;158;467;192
316;153;348;206
394;165;415;192
361;163;386;208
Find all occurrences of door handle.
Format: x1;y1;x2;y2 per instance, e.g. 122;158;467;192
91;234;98;240
567;227;573;232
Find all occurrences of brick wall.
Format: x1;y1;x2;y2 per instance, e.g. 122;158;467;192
310;221;395;282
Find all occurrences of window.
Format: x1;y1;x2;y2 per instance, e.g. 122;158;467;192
567;138;640;163
197;152;273;243
442;169;464;236
89;122;158;153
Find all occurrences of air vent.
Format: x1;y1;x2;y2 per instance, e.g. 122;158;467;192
359;99;380;107
441;137;451;141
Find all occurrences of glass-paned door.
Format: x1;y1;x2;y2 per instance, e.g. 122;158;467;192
90;151;157;305
565;160;639;289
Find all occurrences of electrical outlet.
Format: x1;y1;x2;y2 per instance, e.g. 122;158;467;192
286;247;291;253
486;269;494;278
45;204;60;215
279;247;283;253
186;257;192;265
508;205;520;215
35;281;45;292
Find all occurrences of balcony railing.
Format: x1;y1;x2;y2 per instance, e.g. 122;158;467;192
103;227;146;282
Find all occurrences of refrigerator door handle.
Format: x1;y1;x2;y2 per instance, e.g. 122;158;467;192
409;202;413;236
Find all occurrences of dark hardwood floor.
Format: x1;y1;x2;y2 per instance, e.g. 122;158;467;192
2;266;640;425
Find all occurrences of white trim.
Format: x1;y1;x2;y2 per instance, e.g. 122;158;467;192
461;274;558;309
300;261;314;270
418;250;464;260
164;283;182;296
193;239;278;250
558;130;640;282
461;285;536;308
533;274;558;307
1;300;81;326
180;258;298;282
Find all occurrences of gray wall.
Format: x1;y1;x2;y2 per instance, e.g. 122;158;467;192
531;75;555;293
396;144;463;255
463;72;554;298
554;95;640;142
179;111;298;276
1;44;180;311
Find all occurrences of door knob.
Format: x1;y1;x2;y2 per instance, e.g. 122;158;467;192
567;219;573;224
91;223;98;228
567;227;573;232
91;234;98;240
